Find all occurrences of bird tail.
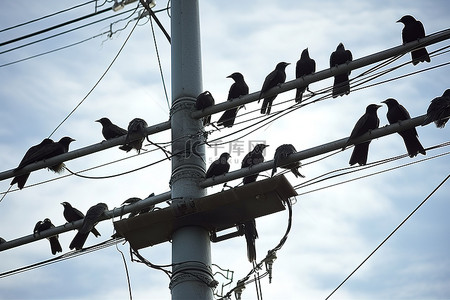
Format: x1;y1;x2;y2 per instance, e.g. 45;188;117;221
48;163;66;174
202;115;211;126
295;87;305;103
349;142;370;166
260;99;268;114
119;144;133;152
11;174;29;190
69;231;89;250
91;226;101;237
400;132;426;157
332;74;350;98
411;48;430;65
291;167;305;178
49;237;62;255
243;220;258;262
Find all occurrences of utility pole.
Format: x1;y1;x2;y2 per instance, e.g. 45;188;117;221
169;1;214;300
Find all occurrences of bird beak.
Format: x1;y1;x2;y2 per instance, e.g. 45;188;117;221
376;104;382;108
226;74;232;78
95;119;100;123
381;100;386;104
70;138;76;142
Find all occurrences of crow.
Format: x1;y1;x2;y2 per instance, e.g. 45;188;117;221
205;152;231;178
397;15;430;65
121;193;155;218
34;218;62;255
295;48;316;103
10;138;54;189
241;144;268;184
382;98;426;157
422;89;450;128
272;144;305;178
343;104;381;166
195;91;215;126
330;43;353;98
119;118;147;153
259;62;290;115
61;202;101;237
69;203;108;250
217;72;249;128
96;117;127;140
46;137;76;173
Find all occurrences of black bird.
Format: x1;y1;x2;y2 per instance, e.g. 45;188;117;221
272;144;305;178
195;91;215;126
240;144;268;262
343;104;381;166
45;137;76;173
34;218;62;255
330;43;353;98
119;118;147;153
217;72;249;128
295;48;316;103
61;202;101;237
205;152;231;178
422;89;450;128
10;138;54;189
382;98;426;157
397;15;431;65
96;117;128;140
122;193;155;218
259;62;290;115
69;203;108;250
241;144;269;184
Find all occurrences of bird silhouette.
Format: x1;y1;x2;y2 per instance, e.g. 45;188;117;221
295;48;316;103
343;104;381;166
330;43;353;98
217;72;249;127
382;98;425;157
259;62;290;115
272;144;305;178
397;15;430;65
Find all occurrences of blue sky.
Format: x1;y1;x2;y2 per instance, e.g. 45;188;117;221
0;0;449;299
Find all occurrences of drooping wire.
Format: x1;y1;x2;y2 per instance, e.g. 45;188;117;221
111;211;133;300
149;15;170;109
325;173;450;300
47;13;141;139
0;238;124;278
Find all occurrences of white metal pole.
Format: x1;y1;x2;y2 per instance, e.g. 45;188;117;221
170;1;214;300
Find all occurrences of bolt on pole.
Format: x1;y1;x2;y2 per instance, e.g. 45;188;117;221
169;1;214;300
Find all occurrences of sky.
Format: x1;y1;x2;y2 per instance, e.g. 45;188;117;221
0;0;449;299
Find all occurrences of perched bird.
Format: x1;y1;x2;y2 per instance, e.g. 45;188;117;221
119;118;147;153
205;152;231;178
343;104;381;166
397;15;430;65
330;43;353;98
61;202;101;237
217;72;249;128
272;144;305;178
195;91;215;126
259;62;290;115
241;144;269;184
46;137;76;173
96;117;127;140
295;48;316;103
10;138;54;189
69;203;108;250
121;193;155;218
240;144;268;262
382;98;426;157
34;218;62;255
422;89;450;128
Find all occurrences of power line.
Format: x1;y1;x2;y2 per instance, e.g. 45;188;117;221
325;173;450;300
0;0;98;33
0;7;137;55
0;7;112;48
47;13;141;139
